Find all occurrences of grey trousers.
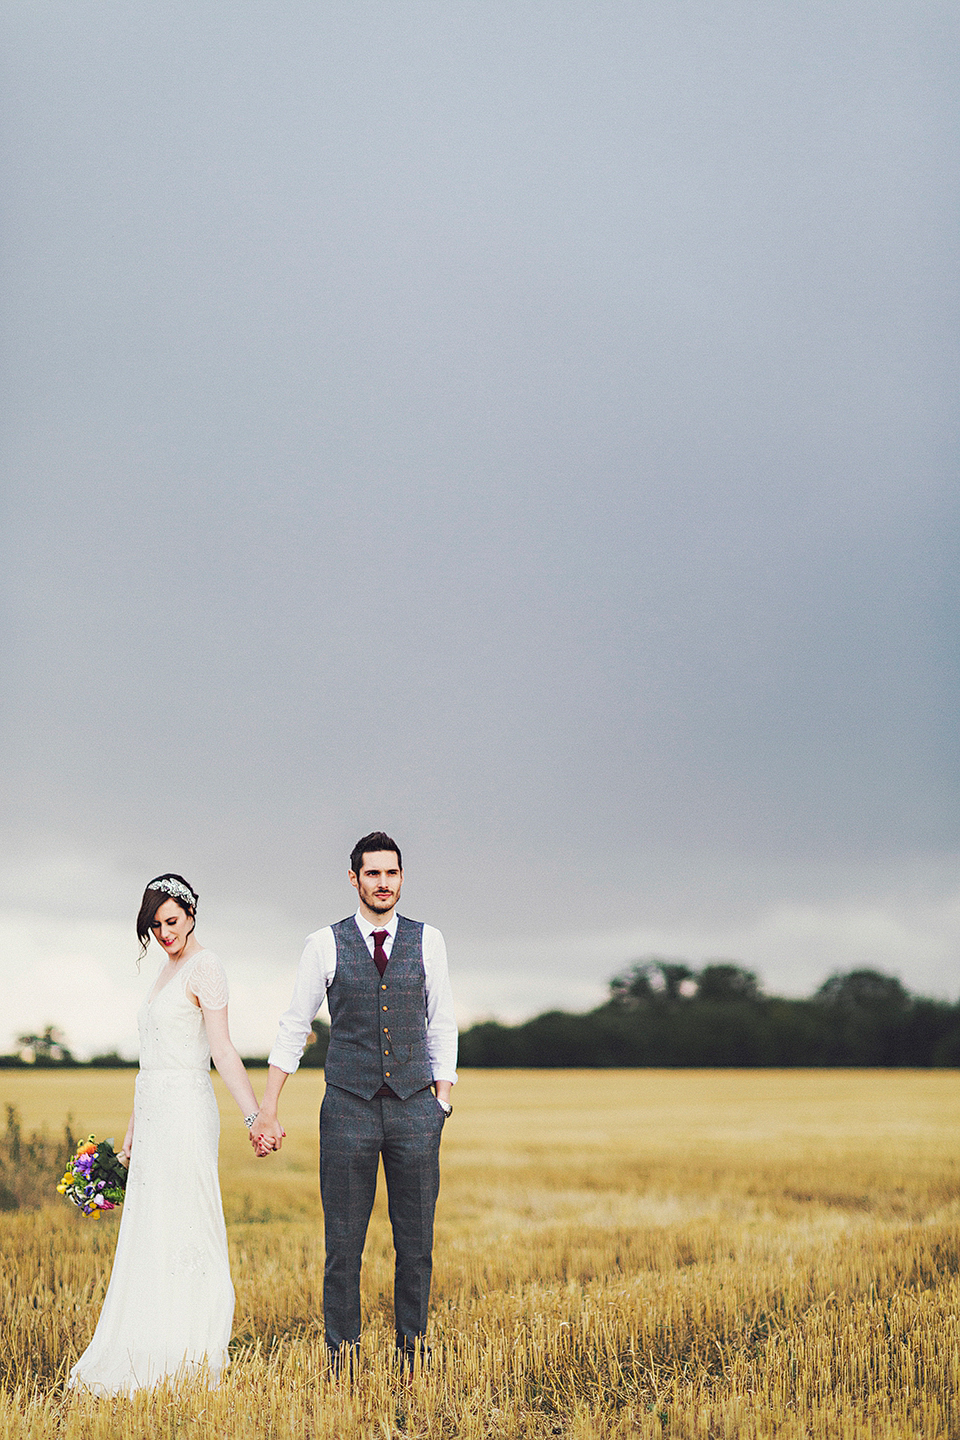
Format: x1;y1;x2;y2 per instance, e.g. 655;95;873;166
319;1084;446;1352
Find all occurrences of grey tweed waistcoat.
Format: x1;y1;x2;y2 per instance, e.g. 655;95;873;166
323;915;434;1100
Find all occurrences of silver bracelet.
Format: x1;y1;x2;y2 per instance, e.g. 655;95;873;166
243;1111;259;1129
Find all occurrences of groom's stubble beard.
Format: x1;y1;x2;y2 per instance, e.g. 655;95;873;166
356;876;402;916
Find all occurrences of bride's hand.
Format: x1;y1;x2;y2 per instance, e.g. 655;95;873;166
250;1112;285;1155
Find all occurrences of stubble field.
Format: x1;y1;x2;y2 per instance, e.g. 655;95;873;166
1;1068;958;1439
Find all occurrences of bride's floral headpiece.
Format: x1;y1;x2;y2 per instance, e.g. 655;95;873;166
148;877;197;911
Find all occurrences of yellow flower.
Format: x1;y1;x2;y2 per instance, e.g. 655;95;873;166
56;1185;66;1194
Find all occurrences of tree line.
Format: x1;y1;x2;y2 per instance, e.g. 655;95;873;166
0;1022;330;1070
0;1026;133;1068
6;962;960;1070
457;961;960;1068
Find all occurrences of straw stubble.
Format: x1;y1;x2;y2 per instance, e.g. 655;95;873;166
0;1068;958;1438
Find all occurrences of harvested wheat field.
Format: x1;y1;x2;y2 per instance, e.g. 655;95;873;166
0;1068;958;1439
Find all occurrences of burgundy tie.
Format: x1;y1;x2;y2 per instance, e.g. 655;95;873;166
371;930;395;1098
372;929;389;976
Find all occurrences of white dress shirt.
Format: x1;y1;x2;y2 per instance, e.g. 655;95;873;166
268;910;458;1083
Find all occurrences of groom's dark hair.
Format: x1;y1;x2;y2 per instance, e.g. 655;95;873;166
350;831;402;874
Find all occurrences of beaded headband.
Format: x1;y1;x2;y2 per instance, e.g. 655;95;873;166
148;877;197;911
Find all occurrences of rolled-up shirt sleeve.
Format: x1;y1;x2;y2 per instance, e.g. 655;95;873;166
267;928;336;1074
422;925;458;1084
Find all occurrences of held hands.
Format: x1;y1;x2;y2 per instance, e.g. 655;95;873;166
249;1112;285;1157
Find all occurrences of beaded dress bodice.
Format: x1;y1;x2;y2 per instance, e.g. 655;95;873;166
137;950;227;1071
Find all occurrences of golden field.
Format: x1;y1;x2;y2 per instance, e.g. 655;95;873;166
1;1067;959;1439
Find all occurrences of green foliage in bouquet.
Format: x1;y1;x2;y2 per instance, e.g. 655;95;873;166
58;1134;127;1215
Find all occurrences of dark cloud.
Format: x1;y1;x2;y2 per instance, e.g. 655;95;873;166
2;1;957;1025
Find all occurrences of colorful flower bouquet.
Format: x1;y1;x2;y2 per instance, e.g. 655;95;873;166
57;1135;127;1215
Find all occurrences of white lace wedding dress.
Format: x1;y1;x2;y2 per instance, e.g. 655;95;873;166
69;950;236;1395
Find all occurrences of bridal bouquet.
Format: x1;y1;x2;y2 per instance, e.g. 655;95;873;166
57;1135;127;1215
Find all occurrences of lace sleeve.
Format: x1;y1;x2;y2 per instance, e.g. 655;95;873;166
188;951;229;1011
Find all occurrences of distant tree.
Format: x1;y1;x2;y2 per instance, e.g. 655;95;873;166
932;1017;960;1067
696;963;763;1004
457;1021;525;1067
298;1021;331;1068
764;998;831;1067
813;970;912;1065
898;998;960;1067
518;1011;599;1067
15;1025;75;1066
814;970;911;1017
609;959;696;1008
608;962;654;1007
672;1002;768;1066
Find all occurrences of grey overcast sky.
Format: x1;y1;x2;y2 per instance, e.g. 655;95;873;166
2;1;958;1057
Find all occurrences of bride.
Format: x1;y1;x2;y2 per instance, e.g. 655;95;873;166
70;873;267;1395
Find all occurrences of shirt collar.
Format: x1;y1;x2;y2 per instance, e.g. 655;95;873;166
354;910;398;940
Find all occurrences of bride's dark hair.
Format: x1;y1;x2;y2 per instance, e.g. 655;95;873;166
137;874;198;962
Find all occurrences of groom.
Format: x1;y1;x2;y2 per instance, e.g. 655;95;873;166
252;832;458;1370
